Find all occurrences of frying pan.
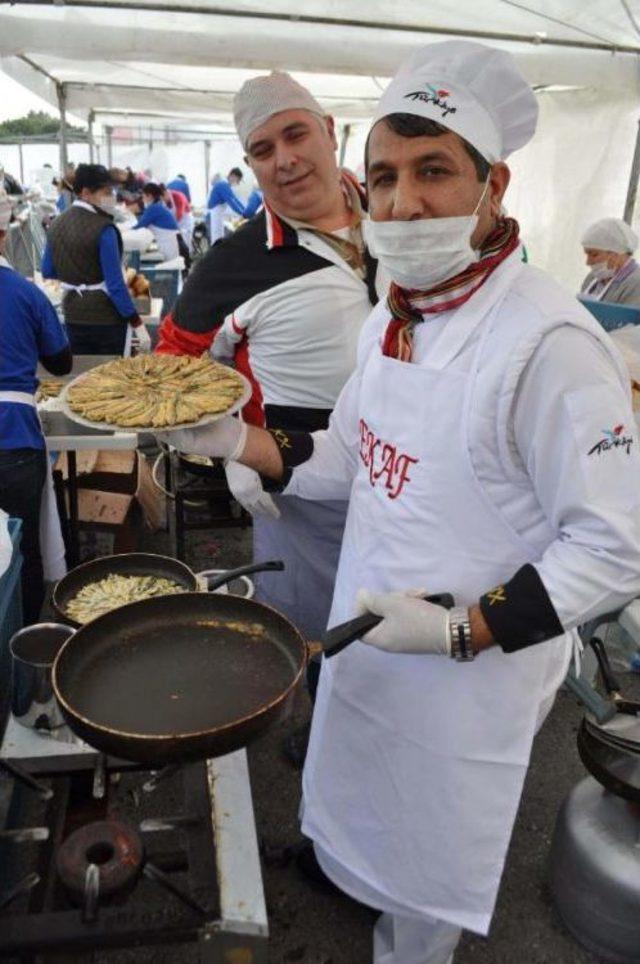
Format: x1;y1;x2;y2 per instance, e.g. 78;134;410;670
52;565;305;766
52;553;199;628
577;718;640;804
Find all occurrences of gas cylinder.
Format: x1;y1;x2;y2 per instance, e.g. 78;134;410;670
549;776;640;963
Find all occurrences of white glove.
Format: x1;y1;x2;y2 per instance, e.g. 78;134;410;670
133;323;152;353
225;461;280;519
356;588;451;656
157;416;247;460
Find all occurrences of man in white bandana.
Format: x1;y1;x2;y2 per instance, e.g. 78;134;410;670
157;72;382;658
162;42;640;962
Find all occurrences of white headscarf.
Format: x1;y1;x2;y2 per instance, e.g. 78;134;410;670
581;218;638;254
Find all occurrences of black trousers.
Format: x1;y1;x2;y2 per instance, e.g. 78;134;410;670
0;447;47;625
66;323;127;356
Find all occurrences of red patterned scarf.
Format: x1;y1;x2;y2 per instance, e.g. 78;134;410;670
383;217;521;361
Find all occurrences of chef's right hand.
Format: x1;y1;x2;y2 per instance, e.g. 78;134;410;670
156;416;247;461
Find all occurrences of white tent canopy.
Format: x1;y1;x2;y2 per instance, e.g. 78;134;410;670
1;1;640;289
1;1;640;124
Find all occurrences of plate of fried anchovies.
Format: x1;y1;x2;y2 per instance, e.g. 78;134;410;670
61;354;250;431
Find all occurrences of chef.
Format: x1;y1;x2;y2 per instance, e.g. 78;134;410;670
580;217;640;304
0;190;71;624
162;42;640;963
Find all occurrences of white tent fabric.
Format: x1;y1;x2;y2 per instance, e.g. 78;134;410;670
1;1;640;289
1;1;640;123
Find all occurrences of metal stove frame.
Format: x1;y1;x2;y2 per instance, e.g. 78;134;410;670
0;718;268;962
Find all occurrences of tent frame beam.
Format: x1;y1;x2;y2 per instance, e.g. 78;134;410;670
4;0;640;55
624;118;640;225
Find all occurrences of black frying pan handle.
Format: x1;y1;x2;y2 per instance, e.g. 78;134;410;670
589;636;622;695
201;560;284;593
323;592;455;659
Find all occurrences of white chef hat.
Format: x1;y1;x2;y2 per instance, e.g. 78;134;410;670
0;189;11;231
581;217;638;254
233;71;325;150
371;40;538;163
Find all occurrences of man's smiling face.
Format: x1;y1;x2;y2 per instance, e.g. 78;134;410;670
245;108;340;222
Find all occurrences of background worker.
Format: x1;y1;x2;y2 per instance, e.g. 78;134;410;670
0;190;71;624
206;167;247;243
166;173;191;203
132;182;188;264
42;164;151;355
580;217;640;304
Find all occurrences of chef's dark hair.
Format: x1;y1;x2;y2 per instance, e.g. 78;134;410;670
365;114;491;183
142;182;165;202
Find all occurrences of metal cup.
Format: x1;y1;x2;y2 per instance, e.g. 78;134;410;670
10;623;75;730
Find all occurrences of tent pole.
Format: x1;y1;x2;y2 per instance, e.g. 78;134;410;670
624;119;640;225
204;139;211;196
106;126;113;168
88;110;95;163
57;82;68;173
18;139;24;185
338;123;351;168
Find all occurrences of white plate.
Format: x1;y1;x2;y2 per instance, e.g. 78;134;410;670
59;364;251;434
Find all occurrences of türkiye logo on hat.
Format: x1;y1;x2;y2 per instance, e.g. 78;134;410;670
404;83;457;119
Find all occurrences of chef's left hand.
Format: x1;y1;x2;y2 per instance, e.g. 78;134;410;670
225;461;280;519
356;588;451;655
133;323;152;353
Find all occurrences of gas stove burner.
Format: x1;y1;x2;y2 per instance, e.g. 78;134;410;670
56;819;144;900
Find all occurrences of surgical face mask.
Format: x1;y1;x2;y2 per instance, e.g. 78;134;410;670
96;194;117;215
591;261;615;281
362;178;491;290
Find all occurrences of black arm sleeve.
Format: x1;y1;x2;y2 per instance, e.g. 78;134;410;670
262;428;314;491
479;563;565;653
40;345;72;376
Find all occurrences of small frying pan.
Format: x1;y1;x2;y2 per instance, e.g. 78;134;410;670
52;553;199;628
52;565;305;766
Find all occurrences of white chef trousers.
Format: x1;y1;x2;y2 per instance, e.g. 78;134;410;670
374;911;461;964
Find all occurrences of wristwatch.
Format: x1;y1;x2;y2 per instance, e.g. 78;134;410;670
448;607;475;661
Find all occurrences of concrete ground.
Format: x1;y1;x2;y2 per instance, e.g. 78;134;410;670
145;519;608;964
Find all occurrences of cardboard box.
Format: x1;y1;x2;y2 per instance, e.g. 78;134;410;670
77;490;138;553
79;449;137;495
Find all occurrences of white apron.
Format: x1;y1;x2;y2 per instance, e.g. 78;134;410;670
0;391;66;581
302;262;571;936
